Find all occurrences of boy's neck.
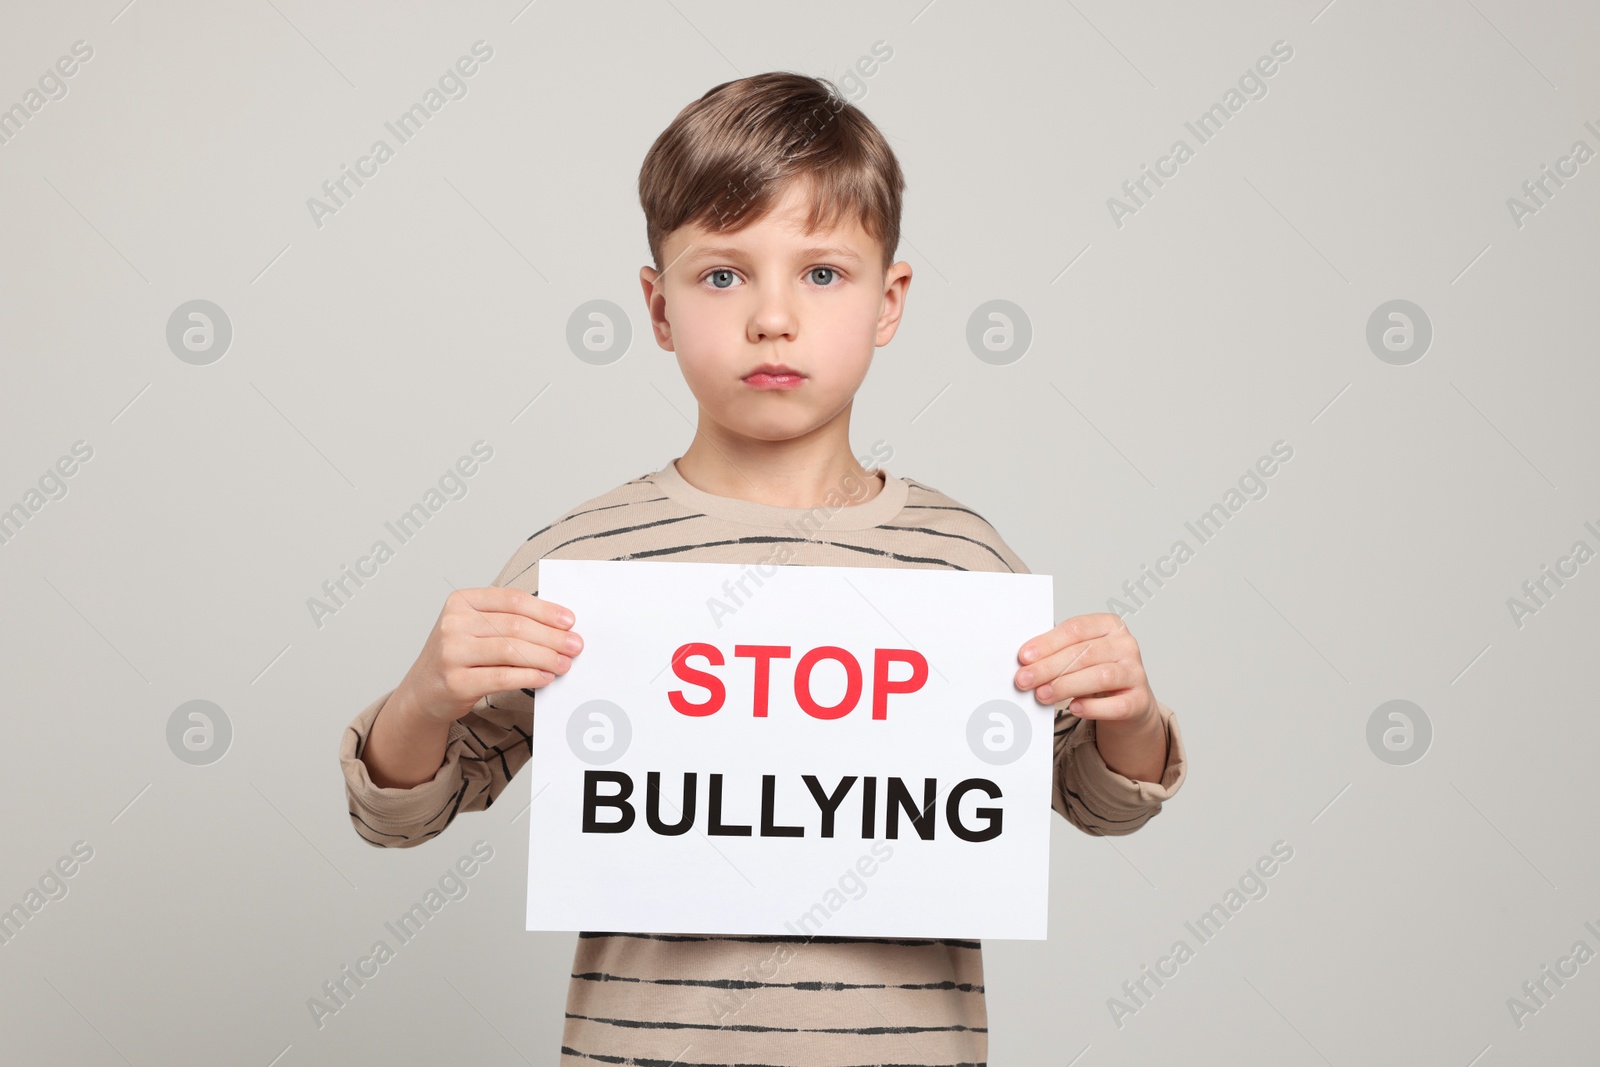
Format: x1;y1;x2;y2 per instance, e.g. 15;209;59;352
673;442;883;510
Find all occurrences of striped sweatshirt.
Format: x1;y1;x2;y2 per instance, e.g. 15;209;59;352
339;456;1188;1065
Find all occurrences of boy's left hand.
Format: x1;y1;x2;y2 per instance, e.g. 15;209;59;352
1014;612;1157;730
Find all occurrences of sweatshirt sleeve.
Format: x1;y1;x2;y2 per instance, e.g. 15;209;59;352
340;684;535;848
1050;698;1186;836
339;540;546;849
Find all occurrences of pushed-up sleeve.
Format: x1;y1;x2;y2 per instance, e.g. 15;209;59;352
339;540;546;848
1051;699;1185;836
340;684;535;848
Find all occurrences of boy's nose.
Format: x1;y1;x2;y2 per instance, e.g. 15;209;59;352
748;301;797;340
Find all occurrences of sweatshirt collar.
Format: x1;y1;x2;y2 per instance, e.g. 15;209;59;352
650;456;909;532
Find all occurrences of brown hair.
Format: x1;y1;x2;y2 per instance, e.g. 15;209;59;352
638;71;906;274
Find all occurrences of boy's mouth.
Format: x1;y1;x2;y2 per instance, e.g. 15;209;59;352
742;362;806;390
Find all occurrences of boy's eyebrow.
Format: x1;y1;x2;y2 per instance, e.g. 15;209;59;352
684;244;864;264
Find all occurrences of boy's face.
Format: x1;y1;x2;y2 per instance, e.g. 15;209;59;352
639;179;911;450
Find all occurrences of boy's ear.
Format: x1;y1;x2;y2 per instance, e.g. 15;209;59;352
874;260;913;346
639;266;673;350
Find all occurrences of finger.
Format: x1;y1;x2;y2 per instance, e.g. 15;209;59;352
1019;612;1128;665
1017;627;1066;665
470;609;584;657
1085;612;1131;635
465;663;562;694
1063;613;1128;643
466;632;574;675
1034;660;1138;706
1062;689;1146;720
454;586;576;627
1016;635;1115;693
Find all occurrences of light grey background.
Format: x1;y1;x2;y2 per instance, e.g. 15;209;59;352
3;0;1596;1063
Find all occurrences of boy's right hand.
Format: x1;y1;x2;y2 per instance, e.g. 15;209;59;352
389;587;582;726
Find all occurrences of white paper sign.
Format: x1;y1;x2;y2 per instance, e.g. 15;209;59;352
524;558;1056;939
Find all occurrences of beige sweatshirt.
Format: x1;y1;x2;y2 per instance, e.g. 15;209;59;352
339;456;1188;1064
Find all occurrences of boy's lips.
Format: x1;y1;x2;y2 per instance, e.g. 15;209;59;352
742;363;806;390
743;362;804;378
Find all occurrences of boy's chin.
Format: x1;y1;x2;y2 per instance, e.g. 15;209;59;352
710;417;828;445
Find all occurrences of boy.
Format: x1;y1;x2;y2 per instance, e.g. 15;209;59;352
339;71;1186;1064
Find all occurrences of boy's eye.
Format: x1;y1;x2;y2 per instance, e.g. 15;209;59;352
701;266;840;289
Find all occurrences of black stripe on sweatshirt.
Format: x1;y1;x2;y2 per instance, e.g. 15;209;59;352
901;501;991;523
570;972;983;994
504;512;700;585
545;512;706;557
877;524;1016;571
347;811;408;841
606;534;971;571
565;1009;987;1036
523;491;672;542
1055;777;1150;827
